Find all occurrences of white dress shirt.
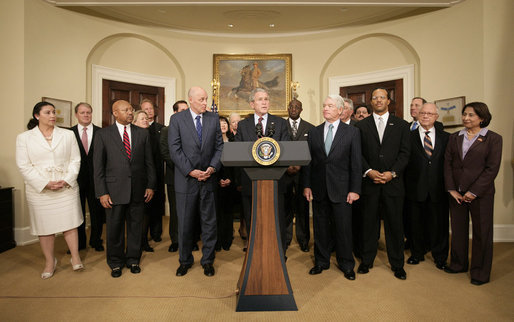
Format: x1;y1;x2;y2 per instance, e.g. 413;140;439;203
254;113;268;132
324;119;340;141
418;126;436;149
115;121;131;148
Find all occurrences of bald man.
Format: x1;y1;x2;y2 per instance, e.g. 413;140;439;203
168;87;223;277
94;100;156;278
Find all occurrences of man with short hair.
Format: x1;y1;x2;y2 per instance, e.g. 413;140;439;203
94;100;156;278
354;104;370;121
140;99;165;245
70;103;105;252
303;95;362;279
354;88;411;280
160;100;188;253
409;97;426;131
234;88;290;253
405;103;449;270
168;87;223;277
340;98;357;125
284;98;314;252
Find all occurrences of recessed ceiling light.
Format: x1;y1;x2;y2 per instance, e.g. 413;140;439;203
228;24;234;28
269;23;275;28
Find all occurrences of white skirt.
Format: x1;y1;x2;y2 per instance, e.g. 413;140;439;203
25;184;83;236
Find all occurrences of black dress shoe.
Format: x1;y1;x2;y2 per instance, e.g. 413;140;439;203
143;245;154;252
392;267;407;280
202;264;215;276
444;267;467;274
129;264;141;274
176;264;192;276
337;266;356;280
407;256;424;265
309;265;328;275
192;243;199;251
168;243;179;252
300;243;309;252
357;263;372;274
215;245;222;252
111;267;122;278
471;279;487;286
435;261;447;270
222;245;231;251
94;245;105;252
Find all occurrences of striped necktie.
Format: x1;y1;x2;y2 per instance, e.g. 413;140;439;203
424;131;433;157
123;126;131;159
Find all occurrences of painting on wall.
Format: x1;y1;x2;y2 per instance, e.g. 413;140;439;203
42;97;72;128
435;96;466;127
213;54;292;117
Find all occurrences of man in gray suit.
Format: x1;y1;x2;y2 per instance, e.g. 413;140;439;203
94;100;156;278
168;87;223;277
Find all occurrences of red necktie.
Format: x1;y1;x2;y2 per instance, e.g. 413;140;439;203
123;126;131;159
81;127;88;155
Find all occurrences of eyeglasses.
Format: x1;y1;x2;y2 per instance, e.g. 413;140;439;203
418;112;438;116
371;96;387;100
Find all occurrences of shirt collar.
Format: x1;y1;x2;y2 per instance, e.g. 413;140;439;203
458;127;489;136
373;111;389;122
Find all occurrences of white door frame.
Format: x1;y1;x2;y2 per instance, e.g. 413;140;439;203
92;64;176;126
328;64;415;118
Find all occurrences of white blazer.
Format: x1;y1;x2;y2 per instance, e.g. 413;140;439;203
16;126;81;193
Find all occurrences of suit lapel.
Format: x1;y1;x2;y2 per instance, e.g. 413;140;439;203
381;115;395;144
464;132;487;161
184;112;201;147
456;134;464;161
367;116;381;144
328;123;345;156
109;124;127;159
200;113;212;149
431;130;444;159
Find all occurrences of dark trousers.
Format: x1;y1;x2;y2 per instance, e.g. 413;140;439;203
410;197;449;262
285;177;310;247
106;203;144;269
176;185;217;266
352;199;363;258
215;186;234;249
166;184;179;245
77;181;104;249
448;194;494;283
148;188;165;240
312;197;354;271
361;192;405;269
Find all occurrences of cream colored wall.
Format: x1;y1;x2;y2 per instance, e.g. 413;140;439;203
3;0;512;244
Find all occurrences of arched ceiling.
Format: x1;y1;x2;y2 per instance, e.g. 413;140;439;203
44;0;465;36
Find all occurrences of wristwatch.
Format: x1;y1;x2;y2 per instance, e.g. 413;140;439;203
390;171;397;179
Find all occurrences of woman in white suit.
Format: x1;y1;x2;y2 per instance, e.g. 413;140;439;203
16;101;84;279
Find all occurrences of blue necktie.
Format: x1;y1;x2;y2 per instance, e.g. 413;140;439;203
411;121;419;131
195;115;202;145
325;124;333;155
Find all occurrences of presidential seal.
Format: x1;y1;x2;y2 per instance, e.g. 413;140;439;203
252;137;281;166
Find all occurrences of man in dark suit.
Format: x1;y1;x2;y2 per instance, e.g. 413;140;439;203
354;88;411;280
168;87;223;277
160;100;189;253
234;88;290;253
141;99;165;243
94;100;156;278
405;102;449;269
341;97;357;126
70;102;104;252
284;98;313;252
303;95;362;280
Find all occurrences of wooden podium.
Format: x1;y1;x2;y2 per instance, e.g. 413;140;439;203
221;141;310;311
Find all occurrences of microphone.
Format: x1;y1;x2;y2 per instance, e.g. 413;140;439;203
255;123;263;138
267;122;275;138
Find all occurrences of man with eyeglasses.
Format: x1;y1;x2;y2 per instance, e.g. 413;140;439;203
354;88;411;280
404;102;450;270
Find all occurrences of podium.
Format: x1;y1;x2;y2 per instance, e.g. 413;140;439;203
221;140;311;311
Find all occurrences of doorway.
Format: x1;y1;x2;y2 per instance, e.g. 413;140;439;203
102;79;165;128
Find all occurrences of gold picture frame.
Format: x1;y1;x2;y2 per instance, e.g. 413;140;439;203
435;96;466;128
42;97;72;128
213;54;292;117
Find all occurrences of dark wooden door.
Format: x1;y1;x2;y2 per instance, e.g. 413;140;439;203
340;79;404;119
102;79;165;128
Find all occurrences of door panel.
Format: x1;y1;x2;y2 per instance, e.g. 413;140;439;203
102;79;165;128
340;79;404;119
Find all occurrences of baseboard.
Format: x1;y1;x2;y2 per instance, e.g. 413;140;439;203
13;226;39;246
491;224;514;242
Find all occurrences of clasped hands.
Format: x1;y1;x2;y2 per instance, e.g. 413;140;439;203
367;170;393;184
45;180;69;191
449;190;476;204
189;167;215;182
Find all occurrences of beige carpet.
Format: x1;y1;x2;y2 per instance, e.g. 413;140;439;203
1;218;513;321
